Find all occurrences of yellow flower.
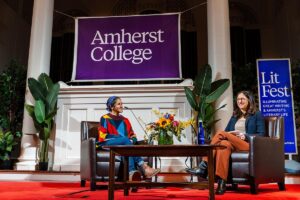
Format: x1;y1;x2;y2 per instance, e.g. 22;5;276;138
157;118;171;128
144;109;192;144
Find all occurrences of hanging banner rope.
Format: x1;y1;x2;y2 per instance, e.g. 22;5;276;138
54;2;207;82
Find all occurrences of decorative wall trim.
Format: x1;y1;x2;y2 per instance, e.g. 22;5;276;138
53;81;194;172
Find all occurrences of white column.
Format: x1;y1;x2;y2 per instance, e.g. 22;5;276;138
16;0;54;170
207;0;233;131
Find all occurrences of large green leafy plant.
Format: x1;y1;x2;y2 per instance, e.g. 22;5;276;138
25;73;60;164
0;60;26;136
184;64;230;139
0;60;26;165
0;128;21;161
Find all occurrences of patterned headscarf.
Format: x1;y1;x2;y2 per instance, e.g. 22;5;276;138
106;96;119;111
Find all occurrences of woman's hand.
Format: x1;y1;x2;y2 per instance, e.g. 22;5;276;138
130;134;137;144
237;132;246;140
228;130;240;135
130;134;137;139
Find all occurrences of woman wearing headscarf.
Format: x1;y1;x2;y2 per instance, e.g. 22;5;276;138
186;91;265;195
98;96;160;181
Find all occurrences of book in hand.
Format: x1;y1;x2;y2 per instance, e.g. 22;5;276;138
228;130;241;135
228;130;246;140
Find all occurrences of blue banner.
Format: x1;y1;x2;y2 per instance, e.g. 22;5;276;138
257;59;297;154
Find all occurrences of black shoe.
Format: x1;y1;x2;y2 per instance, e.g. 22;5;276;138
185;161;208;179
216;179;226;195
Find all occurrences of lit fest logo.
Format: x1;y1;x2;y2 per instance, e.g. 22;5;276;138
89;28;165;64
260;70;291;116
260;71;290;98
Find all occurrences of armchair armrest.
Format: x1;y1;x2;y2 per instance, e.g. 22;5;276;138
248;135;284;178
80;137;97;179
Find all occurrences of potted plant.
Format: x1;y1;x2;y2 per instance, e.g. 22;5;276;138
184;64;230;140
0;128;21;169
25;73;60;170
0;60;26;167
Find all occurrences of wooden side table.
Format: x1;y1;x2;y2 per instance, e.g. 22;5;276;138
104;144;225;200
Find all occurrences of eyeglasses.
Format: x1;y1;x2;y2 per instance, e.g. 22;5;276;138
237;98;247;101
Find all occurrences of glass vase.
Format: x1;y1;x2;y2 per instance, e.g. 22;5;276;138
158;130;174;145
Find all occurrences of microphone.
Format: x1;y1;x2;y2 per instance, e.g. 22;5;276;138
124;106;149;139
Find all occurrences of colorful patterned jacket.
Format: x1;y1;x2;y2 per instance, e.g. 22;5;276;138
98;113;134;142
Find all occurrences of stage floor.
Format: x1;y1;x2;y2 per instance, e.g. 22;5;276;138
0;170;300;184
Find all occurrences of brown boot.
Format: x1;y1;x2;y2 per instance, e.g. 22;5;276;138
129;170;141;193
129;170;142;181
142;163;160;178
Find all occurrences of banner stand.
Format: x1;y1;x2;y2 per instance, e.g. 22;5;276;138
257;58;299;174
285;159;300;174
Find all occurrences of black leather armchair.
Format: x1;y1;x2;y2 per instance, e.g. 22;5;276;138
229;116;285;193
80;121;152;191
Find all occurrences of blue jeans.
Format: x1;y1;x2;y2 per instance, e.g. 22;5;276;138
100;134;144;172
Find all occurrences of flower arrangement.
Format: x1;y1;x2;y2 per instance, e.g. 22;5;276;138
144;109;192;145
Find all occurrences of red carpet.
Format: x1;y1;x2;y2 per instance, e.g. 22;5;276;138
0;181;299;200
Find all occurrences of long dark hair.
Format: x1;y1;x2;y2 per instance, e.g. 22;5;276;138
233;91;257;118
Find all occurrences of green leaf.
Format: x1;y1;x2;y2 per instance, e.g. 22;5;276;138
34;100;45;123
25;104;43;131
193;64;212;96
45;108;58;121
46;83;60;111
205;119;220;132
6;146;12;152
203;104;214;122
0;154;9;160
43;127;51;140
28;78;47;102
5;132;13;143
206;79;230;103
204;104;226;122
38;73;53;93
44;117;53;130
15;131;22;138
25;104;35;118
184;87;198;110
198;96;207;121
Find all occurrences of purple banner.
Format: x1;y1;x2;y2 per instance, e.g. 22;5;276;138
72;14;181;81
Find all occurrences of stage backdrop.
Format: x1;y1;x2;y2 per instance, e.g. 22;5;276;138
257;58;298;154
72;13;181;82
